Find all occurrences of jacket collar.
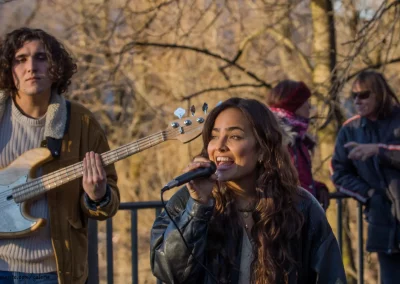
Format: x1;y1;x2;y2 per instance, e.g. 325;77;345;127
360;106;400;128
0;90;67;139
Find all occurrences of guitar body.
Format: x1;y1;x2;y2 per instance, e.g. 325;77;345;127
0;148;53;238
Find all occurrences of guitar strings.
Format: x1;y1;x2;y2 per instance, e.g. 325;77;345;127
0;129;167;208
0;122;203;208
0;131;165;208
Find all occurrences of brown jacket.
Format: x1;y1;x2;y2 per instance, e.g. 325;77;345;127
41;100;120;284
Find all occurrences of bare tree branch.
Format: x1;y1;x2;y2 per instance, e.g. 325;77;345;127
220;12;292;68
265;28;313;74
124;0;177;16
179;0;215;39
23;0;42;25
342;0;399;46
346;57;400;81
0;0;16;4
182;83;265;100
115;41;272;88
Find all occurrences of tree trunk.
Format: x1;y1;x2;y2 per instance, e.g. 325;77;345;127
310;1;356;282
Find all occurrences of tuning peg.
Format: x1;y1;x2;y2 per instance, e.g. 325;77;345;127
190;105;196;116
202;103;208;114
174;107;186;119
216;101;222;107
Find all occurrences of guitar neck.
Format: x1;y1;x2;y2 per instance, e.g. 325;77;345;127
12;131;166;203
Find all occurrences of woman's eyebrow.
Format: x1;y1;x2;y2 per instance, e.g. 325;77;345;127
212;126;245;132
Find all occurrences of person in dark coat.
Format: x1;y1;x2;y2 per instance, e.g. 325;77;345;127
331;70;400;284
151;98;346;284
266;80;330;210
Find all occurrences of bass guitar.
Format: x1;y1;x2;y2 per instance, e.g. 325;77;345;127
0;108;207;238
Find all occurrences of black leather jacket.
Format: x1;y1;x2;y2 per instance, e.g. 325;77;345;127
332;107;400;253
150;187;346;284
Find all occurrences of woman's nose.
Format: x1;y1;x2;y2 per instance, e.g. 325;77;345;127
215;138;228;152
218;145;228;152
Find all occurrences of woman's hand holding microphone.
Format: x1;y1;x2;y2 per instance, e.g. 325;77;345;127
183;157;218;205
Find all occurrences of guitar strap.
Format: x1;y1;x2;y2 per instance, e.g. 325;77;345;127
45;100;71;158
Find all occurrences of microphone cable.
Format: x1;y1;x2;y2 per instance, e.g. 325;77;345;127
160;186;220;283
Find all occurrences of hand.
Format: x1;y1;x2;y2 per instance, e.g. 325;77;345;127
317;187;330;211
184;157;217;204
83;151;107;201
345;142;379;161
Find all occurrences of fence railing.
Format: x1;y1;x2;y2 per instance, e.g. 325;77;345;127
331;192;364;284
88;193;364;284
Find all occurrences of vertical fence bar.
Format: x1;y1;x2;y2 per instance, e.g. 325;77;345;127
131;210;138;284
357;201;364;284
87;219;99;284
107;218;114;284
337;198;343;253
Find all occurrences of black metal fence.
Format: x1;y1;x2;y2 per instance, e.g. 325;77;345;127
331;192;364;284
87;193;364;284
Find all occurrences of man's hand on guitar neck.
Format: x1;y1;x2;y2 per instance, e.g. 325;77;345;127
83;151;107;202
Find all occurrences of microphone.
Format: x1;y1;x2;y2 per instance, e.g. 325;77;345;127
162;161;217;191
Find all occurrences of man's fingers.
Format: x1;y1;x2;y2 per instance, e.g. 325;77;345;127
88;152;97;180
348;147;362;160
344;141;358;148
361;151;374;161
95;153;105;180
83;152;105;184
83;157;88;179
348;147;359;157
86;153;94;177
349;153;360;160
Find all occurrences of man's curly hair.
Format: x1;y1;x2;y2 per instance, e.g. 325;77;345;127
0;27;77;95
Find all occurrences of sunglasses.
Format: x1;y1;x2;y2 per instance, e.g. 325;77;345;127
351;90;371;100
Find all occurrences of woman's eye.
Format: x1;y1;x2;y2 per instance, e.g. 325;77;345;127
231;135;242;140
210;135;218;140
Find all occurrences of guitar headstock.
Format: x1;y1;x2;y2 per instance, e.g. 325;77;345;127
164;103;209;143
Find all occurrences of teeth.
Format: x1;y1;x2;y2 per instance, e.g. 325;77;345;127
216;157;232;162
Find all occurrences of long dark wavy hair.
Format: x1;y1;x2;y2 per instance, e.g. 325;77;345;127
353;70;400;118
0;27;77;95
201;97;304;283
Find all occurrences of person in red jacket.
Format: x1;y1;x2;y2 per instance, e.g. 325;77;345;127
266;80;330;210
